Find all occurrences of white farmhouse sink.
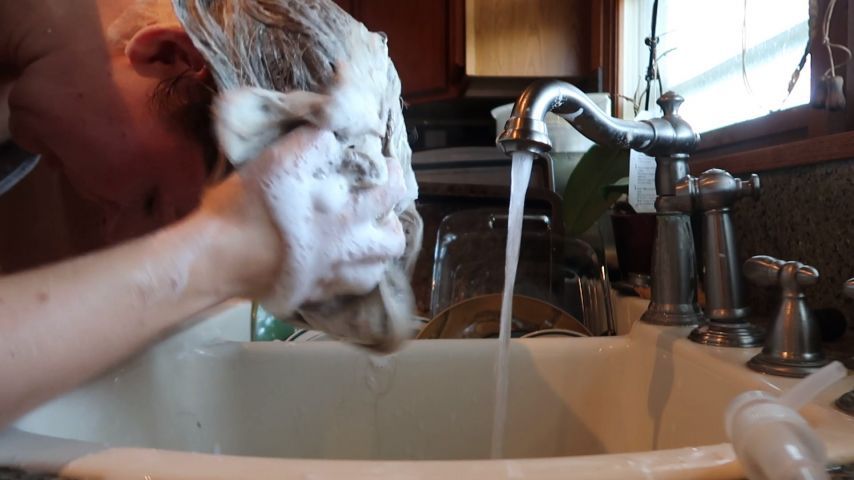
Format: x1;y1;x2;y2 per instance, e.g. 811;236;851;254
2;296;853;479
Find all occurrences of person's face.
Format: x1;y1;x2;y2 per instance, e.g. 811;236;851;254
7;0;209;240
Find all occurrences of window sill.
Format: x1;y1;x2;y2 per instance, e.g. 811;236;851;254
691;128;854;175
687;104;854;174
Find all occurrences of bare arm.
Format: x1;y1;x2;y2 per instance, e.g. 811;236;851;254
0;176;280;426
0;120;408;427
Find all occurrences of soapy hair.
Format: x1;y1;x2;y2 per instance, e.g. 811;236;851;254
171;0;423;339
169;0;416;201
109;0;352;92
109;0;408;178
170;0;351;93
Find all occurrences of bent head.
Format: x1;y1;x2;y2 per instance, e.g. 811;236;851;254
7;0;213;241
169;0;415;200
6;0;413;246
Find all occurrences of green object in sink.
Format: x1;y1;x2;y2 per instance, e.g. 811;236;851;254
251;303;296;341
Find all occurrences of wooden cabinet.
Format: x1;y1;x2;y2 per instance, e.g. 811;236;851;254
335;0;465;103
335;0;615;103
465;0;589;77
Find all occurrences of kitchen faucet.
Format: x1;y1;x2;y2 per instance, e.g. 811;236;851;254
496;79;762;342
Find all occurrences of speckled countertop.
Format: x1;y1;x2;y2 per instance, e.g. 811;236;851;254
0;468;62;480
730;157;854;359
732;157;853;317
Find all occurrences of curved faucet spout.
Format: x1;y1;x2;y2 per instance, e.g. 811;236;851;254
496;80;699;158
497;79;705;328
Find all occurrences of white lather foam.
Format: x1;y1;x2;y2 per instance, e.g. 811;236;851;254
213;56;421;352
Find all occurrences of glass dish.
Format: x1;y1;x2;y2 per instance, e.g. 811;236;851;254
430;208;615;336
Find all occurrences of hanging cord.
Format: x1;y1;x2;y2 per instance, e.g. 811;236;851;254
643;0;661;111
625;0;670;117
816;0;851;109
624;47;675;117
741;0;759;102
822;0;852;79
787;40;811;96
742;0;817;110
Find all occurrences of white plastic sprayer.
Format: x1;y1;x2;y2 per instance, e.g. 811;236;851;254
725;361;848;480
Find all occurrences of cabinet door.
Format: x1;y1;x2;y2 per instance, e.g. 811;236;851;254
465;0;591;77
333;0;613;99
348;0;465;102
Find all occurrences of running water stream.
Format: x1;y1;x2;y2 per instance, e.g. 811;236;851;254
489;151;534;458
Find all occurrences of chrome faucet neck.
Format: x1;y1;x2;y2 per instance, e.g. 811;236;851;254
496;80;700;158
497;80;704;327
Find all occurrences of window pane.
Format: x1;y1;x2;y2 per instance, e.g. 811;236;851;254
621;0;810;132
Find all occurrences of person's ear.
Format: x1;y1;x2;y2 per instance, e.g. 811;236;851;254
125;25;207;80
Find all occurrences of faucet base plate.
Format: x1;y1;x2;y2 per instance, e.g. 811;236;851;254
688;322;765;348
640;303;703;326
747;353;830;378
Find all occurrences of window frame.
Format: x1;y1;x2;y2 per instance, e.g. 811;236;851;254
614;0;854;174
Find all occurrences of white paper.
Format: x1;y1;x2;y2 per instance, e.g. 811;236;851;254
628;150;657;213
627;110;657;214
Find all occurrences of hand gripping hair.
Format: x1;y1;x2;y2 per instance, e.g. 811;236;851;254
174;0;422;352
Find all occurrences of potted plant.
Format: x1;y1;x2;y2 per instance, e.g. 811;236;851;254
561;145;656;291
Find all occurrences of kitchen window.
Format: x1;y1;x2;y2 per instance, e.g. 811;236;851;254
619;0;811;133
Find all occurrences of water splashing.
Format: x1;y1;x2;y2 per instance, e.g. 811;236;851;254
490;151;534;458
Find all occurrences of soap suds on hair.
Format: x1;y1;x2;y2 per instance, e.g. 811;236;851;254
172;0;422;352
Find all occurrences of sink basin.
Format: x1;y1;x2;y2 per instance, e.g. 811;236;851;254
2;296;854;479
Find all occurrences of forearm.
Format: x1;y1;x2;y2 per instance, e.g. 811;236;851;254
0;189;276;425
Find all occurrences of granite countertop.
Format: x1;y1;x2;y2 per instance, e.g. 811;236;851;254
0;468;63;480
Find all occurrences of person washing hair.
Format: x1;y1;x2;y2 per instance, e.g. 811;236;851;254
0;0;420;427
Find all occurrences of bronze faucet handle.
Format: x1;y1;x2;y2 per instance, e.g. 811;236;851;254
745;255;827;377
739;173;761;201
744;255;819;293
675;169;761;212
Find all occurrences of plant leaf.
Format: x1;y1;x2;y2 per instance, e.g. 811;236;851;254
602;176;630;197
562;145;630;235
